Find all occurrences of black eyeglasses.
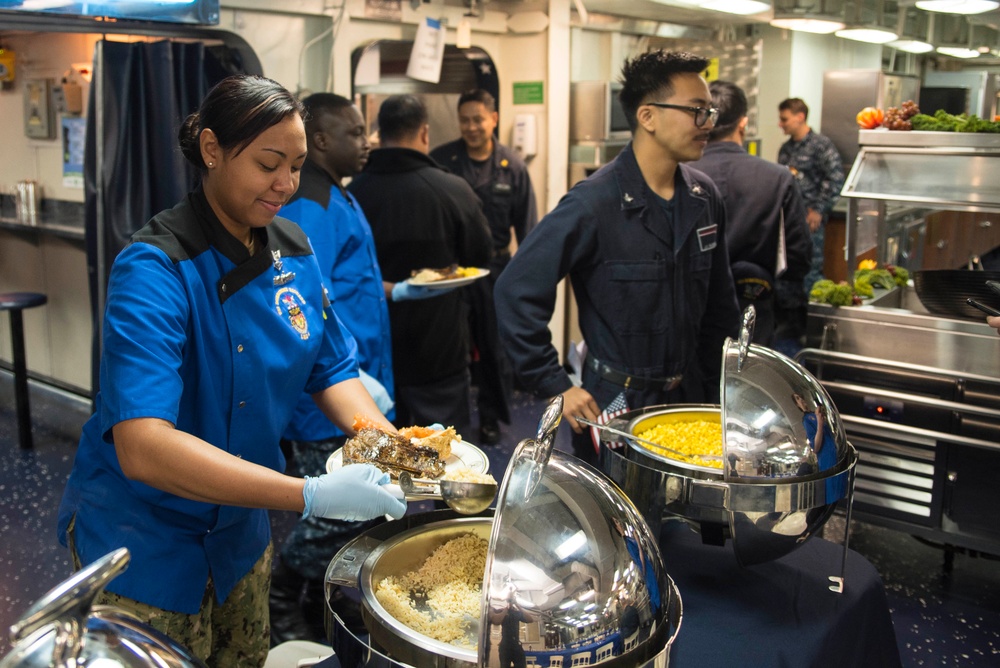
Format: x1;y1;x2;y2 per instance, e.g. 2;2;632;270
644;102;719;128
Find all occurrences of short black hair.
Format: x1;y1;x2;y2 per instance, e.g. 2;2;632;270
178;74;305;171
301;92;354;133
377;94;428;144
779;97;809;119
457;88;496;112
708;80;747;142
618;50;709;132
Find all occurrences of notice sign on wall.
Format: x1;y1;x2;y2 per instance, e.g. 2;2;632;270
62;116;86;189
406;17;445;84
364;0;401;21
513;81;544;105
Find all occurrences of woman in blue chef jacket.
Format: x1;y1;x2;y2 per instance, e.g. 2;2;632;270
56;75;406;667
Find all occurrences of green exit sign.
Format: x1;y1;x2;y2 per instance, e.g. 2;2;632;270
513;81;544;105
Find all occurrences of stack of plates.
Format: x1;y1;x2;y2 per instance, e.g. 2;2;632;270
913;270;1000;320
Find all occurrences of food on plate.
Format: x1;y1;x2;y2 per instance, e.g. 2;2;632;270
442;468;496;484
352;413;384;432
375;533;488;646
410;265;479;284
399;425;459;459
856;106;883;129
636;421;723;469
343;427;446;479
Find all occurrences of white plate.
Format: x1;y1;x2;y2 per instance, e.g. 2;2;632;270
406;268;490;289
326;439;490;481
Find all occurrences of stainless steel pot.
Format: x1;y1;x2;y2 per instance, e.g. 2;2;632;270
599;308;858;569
0;549;205;668
326;397;683;667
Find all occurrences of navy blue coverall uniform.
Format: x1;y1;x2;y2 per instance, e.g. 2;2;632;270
494;142;741;464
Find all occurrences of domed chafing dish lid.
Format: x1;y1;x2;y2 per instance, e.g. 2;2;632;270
479;396;681;666
722;307;848;481
1;549;205;668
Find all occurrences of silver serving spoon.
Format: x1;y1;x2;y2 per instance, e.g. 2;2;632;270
574;416;724;463
396;471;498;515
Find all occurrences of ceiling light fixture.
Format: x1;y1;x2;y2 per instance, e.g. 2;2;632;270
935;45;983;56
770;0;845;33
701;0;771;15
888;38;936;52
915;0;1000;14
836;26;900;42
835;0;899;43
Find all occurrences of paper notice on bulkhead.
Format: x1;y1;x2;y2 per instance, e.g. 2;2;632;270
406;17;445;84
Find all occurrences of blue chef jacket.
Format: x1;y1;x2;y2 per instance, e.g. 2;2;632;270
280;159;394;441
57;190;360;614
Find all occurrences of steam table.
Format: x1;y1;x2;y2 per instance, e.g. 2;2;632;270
316;520;901;667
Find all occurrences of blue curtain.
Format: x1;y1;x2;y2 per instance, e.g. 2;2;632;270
84;39;252;399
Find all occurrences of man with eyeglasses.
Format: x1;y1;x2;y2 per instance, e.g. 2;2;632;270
495;50;740;466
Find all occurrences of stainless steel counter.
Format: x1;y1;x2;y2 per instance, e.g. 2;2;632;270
806;285;1000;378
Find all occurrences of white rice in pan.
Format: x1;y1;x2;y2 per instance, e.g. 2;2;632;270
374;533;488;645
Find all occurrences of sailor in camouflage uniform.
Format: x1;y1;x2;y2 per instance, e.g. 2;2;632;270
775;97;846;341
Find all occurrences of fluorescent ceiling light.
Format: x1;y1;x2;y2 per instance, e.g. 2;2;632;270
936;45;983;57
889;39;936;53
915;0;999;14
770;17;846;33
701;0;771;14
836;27;900;43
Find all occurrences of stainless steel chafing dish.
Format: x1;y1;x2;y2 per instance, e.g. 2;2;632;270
0;549;205;668
325;397;683;667
600;309;858;580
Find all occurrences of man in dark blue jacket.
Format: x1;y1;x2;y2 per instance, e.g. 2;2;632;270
494;51;741;465
689;81;812;345
350;95;492;438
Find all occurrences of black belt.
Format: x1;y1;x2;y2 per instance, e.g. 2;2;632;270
586;356;683;392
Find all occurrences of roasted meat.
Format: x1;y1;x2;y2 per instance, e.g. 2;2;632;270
343;427;446;479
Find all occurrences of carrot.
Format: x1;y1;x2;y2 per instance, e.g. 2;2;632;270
352;413;382;432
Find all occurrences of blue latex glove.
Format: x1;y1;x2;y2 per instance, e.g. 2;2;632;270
391;281;456;301
358;369;394;415
302;464;407;521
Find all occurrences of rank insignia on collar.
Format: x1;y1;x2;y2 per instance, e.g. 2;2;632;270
273;272;296;286
691;184;704;196
623;192;634;203
271;249;283;272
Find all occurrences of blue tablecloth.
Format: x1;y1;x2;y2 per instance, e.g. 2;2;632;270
660;521;902;667
316;521;901;667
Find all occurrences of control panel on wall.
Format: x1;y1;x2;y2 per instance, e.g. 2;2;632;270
24;78;55;139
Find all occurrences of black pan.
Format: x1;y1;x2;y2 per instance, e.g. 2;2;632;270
913;270;1000;321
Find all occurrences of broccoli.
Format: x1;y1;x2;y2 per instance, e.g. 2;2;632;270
809;279;854;307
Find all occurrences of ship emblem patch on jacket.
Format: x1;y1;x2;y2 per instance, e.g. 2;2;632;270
276;287;310;340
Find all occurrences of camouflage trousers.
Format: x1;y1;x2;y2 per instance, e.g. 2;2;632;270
68;516;272;668
279;436;383;580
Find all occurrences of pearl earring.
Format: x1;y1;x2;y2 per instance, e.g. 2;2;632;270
207;162;214;168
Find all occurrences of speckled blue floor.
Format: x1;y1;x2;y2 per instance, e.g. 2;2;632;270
1;373;998;665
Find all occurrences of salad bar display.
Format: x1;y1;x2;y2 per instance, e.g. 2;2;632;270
802;126;1000;558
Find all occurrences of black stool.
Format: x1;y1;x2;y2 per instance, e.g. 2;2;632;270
0;292;47;449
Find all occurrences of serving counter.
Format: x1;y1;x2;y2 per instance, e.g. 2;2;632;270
315;520;901;668
0;196;90;396
803;129;1000;559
